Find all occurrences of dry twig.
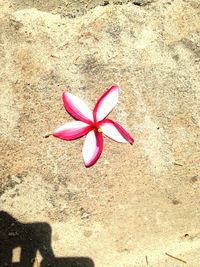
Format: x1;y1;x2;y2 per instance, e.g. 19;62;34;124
165;252;187;264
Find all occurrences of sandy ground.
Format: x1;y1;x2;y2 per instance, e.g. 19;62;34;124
0;0;200;266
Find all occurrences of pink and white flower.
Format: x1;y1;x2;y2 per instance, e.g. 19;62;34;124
53;85;134;167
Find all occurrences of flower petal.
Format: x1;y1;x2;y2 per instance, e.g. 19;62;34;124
93;85;119;122
53;121;92;140
63;92;93;124
82;129;103;167
99;119;134;144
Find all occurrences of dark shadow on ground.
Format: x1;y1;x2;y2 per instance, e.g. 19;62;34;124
0;211;94;267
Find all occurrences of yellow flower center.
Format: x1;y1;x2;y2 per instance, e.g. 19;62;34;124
98;128;102;133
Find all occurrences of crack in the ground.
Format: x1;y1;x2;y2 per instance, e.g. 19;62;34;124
100;0;154;7
64;0;154;19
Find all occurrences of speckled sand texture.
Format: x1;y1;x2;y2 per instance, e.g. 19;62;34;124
0;0;200;266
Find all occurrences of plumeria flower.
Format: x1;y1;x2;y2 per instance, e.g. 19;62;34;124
53;85;134;167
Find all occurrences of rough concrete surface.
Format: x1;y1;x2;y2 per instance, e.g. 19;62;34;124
0;0;200;266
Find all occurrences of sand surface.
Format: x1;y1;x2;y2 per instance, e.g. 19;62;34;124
0;0;200;266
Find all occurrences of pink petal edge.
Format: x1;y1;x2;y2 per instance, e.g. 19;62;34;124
93;85;119;122
100;119;134;144
53;121;92;140
63;92;93;124
82;129;103;167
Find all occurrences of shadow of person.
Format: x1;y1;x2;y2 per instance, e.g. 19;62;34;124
0;211;94;267
0;210;54;267
40;257;94;267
